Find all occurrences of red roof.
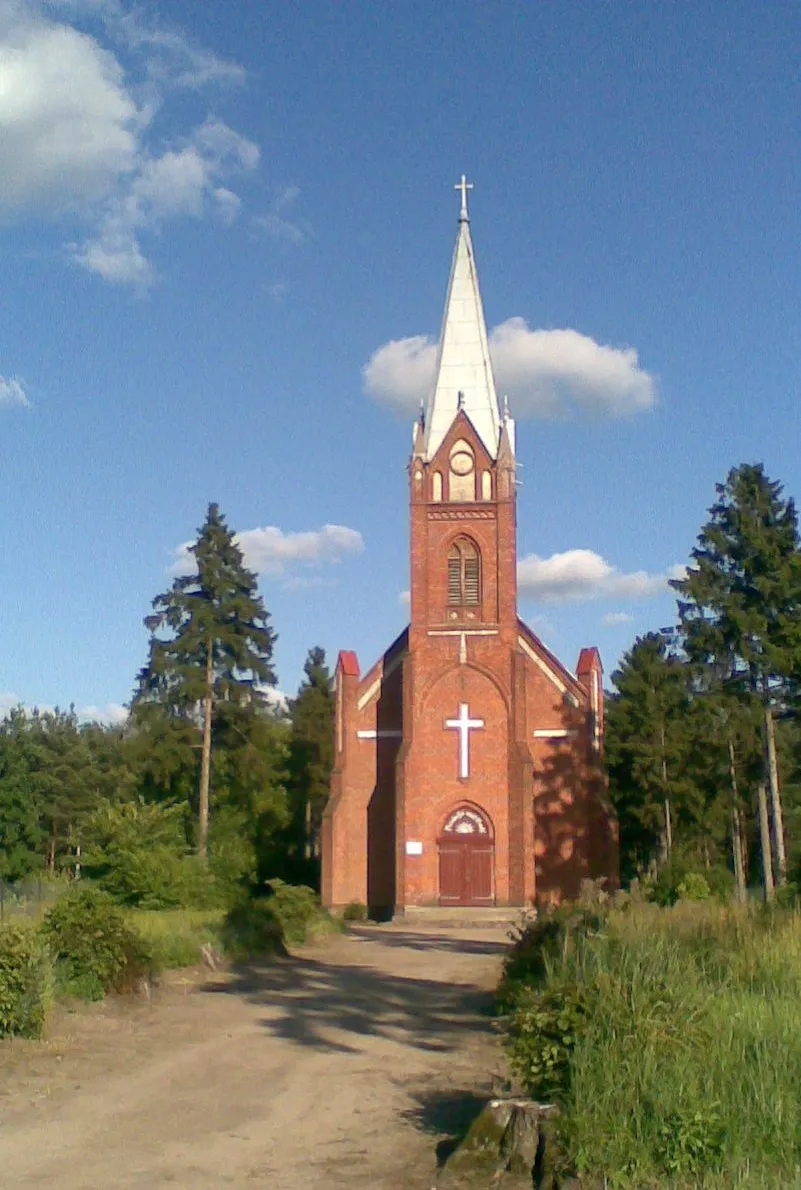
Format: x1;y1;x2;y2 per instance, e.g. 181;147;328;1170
338;650;360;677
576;646;602;675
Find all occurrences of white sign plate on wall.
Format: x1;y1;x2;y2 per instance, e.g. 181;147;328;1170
405;840;423;856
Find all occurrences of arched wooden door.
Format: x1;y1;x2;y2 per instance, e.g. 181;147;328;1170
438;805;495;906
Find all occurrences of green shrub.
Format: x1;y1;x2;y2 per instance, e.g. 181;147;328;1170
342;901;368;922
773;881;800;910
505;980;590;1100
42;886;154;997
677;872;712;902
649;859;733;907
265;879;319;945
656;1104;725;1178
207;809;258;907
221;898;287;960
81;800;219;910
0;924;52;1038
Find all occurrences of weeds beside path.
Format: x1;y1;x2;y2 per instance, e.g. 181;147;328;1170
0;923;506;1190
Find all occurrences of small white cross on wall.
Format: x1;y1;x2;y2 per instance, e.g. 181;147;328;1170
445;702;484;779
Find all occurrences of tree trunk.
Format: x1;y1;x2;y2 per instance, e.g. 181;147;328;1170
727;737;747;904
198;636;214;861
304;798;312;861
756;779;775;901
660;723;672;864
763;699;787;885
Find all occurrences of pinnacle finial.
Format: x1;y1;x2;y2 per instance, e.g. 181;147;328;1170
455;173;473;221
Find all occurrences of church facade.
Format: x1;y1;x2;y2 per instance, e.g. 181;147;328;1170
322;182;618;915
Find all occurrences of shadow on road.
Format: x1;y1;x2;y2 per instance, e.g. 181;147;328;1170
203;931;503;1055
403;1087;488;1165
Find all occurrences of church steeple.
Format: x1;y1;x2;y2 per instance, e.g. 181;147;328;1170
423;176;505;462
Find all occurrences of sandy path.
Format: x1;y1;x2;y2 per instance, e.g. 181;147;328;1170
0;924;508;1189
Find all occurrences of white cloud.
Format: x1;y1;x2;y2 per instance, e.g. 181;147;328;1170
363;320;656;420
0;18;140;215
170;523;365;578
262;280;288;302
78;702;129;725
0;374;30;406
398;589;410;606
237;524;364;574
262;685;288;712
213;186;240;225
602;611;635;627
72;118;258;284
88;1;246;91
0;691;22;718
518;549;680;604
363;336;437;417
491;320;655;417
254;185;311;245
0;2;256;284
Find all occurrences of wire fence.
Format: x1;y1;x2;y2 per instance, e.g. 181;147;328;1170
0;877;67;922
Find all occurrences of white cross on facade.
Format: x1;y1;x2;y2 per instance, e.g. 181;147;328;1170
445;702;484;779
455;173;473;219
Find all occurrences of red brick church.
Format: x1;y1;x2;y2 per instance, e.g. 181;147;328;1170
322;179;618;915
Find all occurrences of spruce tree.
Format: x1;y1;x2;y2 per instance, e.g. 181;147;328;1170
671;464;801;894
605;633;693;876
134;503;277;858
287;647;334;869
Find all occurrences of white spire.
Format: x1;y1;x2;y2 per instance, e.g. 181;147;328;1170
423;177;502;461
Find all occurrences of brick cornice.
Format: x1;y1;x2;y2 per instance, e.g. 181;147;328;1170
427;508;496;521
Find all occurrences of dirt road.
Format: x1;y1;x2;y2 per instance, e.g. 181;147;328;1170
0;924;508;1189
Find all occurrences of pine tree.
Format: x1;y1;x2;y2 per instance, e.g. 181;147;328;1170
286;647;334;870
671;464;801;895
134;503;277;858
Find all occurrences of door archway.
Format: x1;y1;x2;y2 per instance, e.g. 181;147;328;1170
438;805;495;906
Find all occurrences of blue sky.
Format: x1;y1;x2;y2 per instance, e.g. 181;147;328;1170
1;0;800;720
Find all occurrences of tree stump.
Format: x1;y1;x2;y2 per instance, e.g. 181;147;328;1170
440;1097;559;1187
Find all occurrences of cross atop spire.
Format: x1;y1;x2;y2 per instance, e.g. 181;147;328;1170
455;173;473;221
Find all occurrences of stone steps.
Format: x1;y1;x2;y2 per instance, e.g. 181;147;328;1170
392;905;527;929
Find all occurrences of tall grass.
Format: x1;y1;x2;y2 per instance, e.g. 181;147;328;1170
505;902;801;1188
126;907;225;969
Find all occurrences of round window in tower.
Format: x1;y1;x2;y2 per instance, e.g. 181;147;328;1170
450;439;475;476
449;439;476;500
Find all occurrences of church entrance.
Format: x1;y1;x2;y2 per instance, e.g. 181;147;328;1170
438;805;495;906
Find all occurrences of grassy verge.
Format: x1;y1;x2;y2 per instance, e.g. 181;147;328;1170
2;882;339;1039
501;900;801;1188
126;907;226;970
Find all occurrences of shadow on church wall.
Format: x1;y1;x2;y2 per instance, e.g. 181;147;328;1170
366;650;405;917
533;700;617;903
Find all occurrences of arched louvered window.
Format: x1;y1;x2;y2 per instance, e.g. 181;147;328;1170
447;539;481;606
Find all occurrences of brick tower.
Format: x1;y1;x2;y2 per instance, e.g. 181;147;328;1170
322;179;618;915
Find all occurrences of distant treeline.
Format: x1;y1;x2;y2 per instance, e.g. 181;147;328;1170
0;504;333;907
